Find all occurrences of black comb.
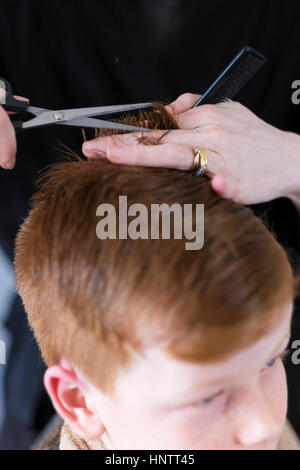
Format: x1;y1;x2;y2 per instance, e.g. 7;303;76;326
193;46;267;107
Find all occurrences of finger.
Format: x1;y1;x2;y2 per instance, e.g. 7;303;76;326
82;93;202;155
82;129;170;157
164;103;232;130
83;127;222;158
107;142;224;176
105;142;223;177
164;92;201;116
211;174;244;203
8;95;30;115
83;129;227;175
0;105;17;169
175;107;211;129
13;95;29;102
176;101;261;134
211;174;227;197
106;142;195;169
82;93;207;156
176;103;234;129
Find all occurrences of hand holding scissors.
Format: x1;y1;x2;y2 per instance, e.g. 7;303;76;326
0;77;152;169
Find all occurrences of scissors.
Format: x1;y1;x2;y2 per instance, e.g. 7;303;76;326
0;77;152;133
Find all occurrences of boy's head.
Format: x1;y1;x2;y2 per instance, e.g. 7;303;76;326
15;107;297;449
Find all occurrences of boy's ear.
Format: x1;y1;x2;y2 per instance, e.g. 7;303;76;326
44;363;106;440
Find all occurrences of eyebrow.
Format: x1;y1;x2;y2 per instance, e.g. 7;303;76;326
182;331;291;392
269;331;291;359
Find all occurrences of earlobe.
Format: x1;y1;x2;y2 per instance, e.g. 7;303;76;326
44;365;106;440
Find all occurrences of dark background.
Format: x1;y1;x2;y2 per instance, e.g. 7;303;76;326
0;0;299;449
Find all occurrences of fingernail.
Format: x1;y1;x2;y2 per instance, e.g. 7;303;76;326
2;159;15;169
82;141;97;151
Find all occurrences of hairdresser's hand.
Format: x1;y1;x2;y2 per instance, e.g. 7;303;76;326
82;93;300;208
0;96;29;170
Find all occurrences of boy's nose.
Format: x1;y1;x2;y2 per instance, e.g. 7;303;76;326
231;384;283;448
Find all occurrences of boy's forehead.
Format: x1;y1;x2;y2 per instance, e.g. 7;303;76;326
113;301;293;402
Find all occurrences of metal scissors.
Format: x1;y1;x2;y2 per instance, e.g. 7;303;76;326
0;77;152;133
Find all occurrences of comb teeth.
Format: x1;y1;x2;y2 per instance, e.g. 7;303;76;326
194;47;268;106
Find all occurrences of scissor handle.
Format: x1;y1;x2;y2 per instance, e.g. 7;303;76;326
0;77;28;112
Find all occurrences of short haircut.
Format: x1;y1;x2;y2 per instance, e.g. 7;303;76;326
15;103;298;396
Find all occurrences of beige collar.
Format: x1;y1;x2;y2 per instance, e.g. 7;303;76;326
277;419;300;450
59;421;107;450
59;419;300;450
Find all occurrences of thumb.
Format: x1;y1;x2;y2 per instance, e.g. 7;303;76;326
8;95;30;115
165;92;202;116
211;175;245;204
0;105;17;169
211;174;227;197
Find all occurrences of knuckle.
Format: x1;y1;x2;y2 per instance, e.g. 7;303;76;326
164;142;177;155
210;125;228;143
111;134;122;145
199;104;220;121
162;142;180;162
94;135;113;148
200;124;228;144
179;92;194;100
129;144;142;163
178;92;197;106
164;142;187;168
233;100;243;108
107;134;129;148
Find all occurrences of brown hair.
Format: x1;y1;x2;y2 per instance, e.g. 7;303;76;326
15;103;298;396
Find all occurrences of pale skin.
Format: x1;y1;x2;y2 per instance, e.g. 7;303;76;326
1;95;300;209
80;94;300;211
44;301;293;450
0;96;28;169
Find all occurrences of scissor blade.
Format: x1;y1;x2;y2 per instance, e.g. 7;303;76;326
57;117;150;132
58;102;154;121
26;105;49;115
22;102;154;129
22;110;59;128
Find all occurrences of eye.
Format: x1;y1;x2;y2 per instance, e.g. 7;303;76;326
199;390;223;405
200;395;216;405
263;348;290;371
264;357;277;369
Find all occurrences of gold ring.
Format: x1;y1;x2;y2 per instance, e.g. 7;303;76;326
191;147;208;176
